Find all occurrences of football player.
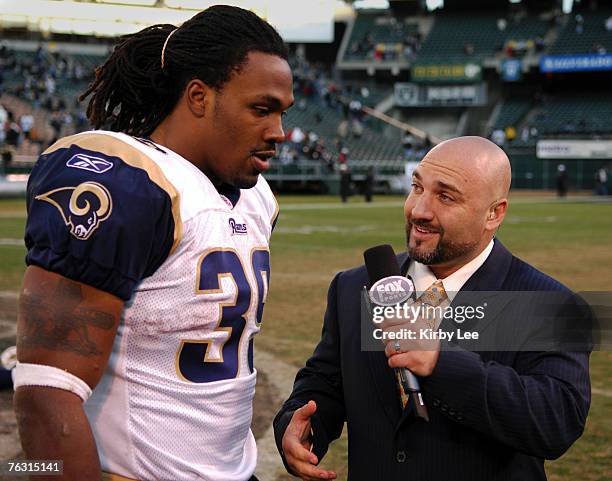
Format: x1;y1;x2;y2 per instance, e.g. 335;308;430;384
13;6;293;481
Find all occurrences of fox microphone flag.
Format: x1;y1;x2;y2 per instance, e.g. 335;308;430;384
364;244;429;421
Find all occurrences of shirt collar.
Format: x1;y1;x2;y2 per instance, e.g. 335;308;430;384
407;239;495;302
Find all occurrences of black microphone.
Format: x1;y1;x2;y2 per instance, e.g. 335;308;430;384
364;244;429;421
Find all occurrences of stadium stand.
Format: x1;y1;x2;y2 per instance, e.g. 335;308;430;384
1;3;611;193
549;8;612;55
529;95;612;136
0;44;94;173
490;98;532;131
417;10;548;61
345;10;421;61
281;94;403;161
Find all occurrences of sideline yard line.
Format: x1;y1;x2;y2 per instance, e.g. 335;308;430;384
281;201;404;211
592;387;612;398
508;196;612;205
0;292;18;299
279;196;611;211
253;349;298;480
0;212;26;218
0;239;24;246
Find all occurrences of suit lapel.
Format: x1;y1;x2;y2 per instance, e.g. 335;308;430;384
454;239;512;293
366;350;404;425
440;240;514;338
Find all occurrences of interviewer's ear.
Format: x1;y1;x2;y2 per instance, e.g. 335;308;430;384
485;198;507;230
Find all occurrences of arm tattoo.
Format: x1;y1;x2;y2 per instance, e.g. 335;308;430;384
19;278;117;356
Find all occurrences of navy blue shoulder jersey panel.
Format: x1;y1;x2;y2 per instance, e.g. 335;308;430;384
25;133;179;300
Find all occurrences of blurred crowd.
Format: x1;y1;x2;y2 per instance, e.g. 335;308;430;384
348;18;422;62
278;56;382;170
0;44;92;165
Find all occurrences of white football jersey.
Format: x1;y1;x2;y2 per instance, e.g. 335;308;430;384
27;130;277;481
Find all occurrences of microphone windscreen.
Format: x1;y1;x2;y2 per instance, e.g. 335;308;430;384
363;244;401;283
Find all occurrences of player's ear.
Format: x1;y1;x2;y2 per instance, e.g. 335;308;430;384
184;79;210;118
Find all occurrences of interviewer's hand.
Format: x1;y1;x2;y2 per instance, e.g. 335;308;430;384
380;310;440;376
281;400;337;481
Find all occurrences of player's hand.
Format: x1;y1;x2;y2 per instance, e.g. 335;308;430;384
281;400;337;481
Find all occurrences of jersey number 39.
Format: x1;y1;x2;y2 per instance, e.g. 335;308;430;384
176;248;270;383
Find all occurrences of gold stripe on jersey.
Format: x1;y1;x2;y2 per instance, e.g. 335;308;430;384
102;472;141;481
250;246;269;328
271;194;280;228
44;133;183;254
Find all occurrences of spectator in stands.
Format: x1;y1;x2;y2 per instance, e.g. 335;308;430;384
348;98;361;117
307;130;319;147
504;126;517;143
0;103;7;139
563;120;576;134
321;146;334;172
49;111;63;143
352;118;364;139
592;43;607;55
338;146;349;165
374;44;384;61
402;132;414;159
337;119;349;139
279;144;295;165
4;111;21;147
491;128;506;146
44;74;56;96
606;16;612;32
463;42;475;56
575;14;584;34
289;126;305;149
520;126;530;143
20;113;34;140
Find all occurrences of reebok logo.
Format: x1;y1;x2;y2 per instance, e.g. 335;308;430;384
66;153;113;174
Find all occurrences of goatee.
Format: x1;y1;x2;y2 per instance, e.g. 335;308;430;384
406;222;478;265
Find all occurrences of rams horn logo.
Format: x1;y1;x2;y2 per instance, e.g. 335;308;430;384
35;182;113;240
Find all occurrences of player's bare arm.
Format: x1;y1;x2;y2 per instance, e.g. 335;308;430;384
14;266;123;480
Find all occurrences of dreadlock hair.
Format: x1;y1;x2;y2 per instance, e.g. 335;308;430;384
80;5;289;137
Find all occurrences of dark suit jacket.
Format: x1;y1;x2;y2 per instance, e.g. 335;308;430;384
273;240;591;480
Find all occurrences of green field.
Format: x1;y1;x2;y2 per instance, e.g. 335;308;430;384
0;194;610;480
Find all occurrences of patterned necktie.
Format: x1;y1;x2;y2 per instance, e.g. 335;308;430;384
396;279;448;409
417;280;449;329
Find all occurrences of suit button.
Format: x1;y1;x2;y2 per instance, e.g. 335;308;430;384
449;409;455;416
432;399;440;407
396;451;406;463
441;404;448;413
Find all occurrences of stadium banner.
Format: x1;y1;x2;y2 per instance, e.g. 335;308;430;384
411;62;482;83
540;54;612;73
395;83;487;107
537;140;612;159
